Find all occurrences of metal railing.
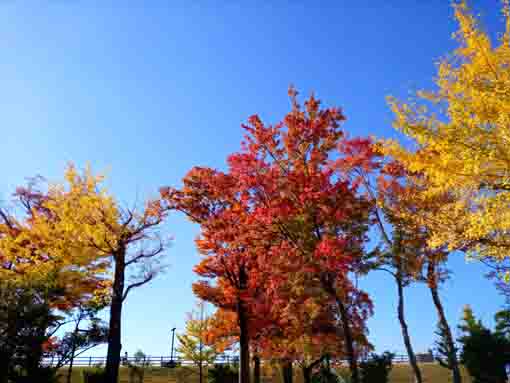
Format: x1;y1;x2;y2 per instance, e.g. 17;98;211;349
43;353;436;367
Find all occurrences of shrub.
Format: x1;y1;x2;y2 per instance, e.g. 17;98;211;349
162;359;180;368
359;352;394;383
82;367;106;383
133;349;147;366
335;369;352;383
458;306;510;383
208;363;238;383
14;366;59;383
459;328;509;383
311;362;340;383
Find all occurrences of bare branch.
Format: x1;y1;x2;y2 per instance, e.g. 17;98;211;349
0;209;14;230
47;319;75;338
374;265;397;278
122;272;156;301
125;240;165;266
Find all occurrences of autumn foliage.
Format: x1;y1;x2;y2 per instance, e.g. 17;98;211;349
4;2;510;383
163;88;378;383
383;1;510;262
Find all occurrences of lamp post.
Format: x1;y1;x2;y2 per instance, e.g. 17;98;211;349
170;327;176;362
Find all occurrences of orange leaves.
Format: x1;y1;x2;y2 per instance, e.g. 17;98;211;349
144;199;165;219
162;90;379;363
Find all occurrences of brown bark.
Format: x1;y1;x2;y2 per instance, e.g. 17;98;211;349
336;297;360;383
396;271;423;383
0;351;8;383
427;262;462;383
253;355;261;383
66;344;76;383
302;355;326;383
66;312;85;383
281;359;293;383
238;301;250;383
303;366;312;383
105;250;125;383
320;274;360;383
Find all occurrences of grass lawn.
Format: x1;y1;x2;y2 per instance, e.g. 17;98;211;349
58;363;472;383
389;363;471;383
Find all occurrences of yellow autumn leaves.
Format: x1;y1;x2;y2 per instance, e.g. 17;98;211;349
382;1;510;261
0;164;117;306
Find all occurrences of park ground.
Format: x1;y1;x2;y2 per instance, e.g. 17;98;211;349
58;363;472;383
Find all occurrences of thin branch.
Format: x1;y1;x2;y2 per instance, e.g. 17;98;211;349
357;168;393;248
125;241;164;266
47;319;75;338
122;273;155;301
0;209;14;230
374;265;397;278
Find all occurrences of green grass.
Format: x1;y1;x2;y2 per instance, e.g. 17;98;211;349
58;363;471;383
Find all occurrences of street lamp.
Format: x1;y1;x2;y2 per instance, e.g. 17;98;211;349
170;327;177;362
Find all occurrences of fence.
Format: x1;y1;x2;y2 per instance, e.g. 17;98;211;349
43;354;238;367
43;352;436;367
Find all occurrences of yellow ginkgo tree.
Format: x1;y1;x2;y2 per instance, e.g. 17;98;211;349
0;166;113;307
383;0;510;262
37;164;170;383
0;167;113;381
177;302;222;383
0;164;170;383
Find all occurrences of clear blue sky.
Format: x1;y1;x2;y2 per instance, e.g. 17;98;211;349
0;1;505;357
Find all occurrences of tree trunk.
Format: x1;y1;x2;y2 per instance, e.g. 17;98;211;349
302;356;325;383
238;302;250;383
281;359;293;383
253;355;261;383
26;318;48;379
335;297;360;383
396;273;423;383
199;331;204;383
66;342;77;383
427;263;462;383
4;305;17;383
0;351;9;383
105;251;125;383
303;366;312;383
67;316;82;383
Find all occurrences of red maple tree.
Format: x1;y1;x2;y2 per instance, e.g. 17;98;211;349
162;88;377;383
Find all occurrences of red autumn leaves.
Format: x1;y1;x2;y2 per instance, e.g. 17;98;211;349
161;89;379;382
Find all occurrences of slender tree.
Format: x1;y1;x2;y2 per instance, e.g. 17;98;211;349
425;257;461;383
55;307;108;383
162;167;266;383
177;302;221;383
360;157;463;383
100;204;168;383
354;160;424;383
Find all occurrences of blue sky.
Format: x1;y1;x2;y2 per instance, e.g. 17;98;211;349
0;1;505;357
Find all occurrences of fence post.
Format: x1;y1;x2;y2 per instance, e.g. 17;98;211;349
89;356;92;366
